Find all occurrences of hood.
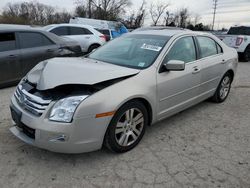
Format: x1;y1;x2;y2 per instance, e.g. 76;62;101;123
27;57;140;90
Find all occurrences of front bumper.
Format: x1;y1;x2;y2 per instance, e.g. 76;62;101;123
10;96;112;153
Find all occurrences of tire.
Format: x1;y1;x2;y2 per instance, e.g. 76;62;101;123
87;44;100;53
104;101;148;153
243;46;250;62
211;73;232;103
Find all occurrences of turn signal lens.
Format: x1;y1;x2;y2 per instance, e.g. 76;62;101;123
95;111;116;118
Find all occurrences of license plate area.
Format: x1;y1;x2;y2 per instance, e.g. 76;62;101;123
10;105;22;127
10;105;35;139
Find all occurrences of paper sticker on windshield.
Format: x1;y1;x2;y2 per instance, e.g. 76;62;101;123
138;62;145;67
141;43;162;52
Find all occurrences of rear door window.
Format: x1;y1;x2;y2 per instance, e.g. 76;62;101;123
19;32;54;49
69;27;93;35
196;36;218;58
50;27;69;36
0;32;16;52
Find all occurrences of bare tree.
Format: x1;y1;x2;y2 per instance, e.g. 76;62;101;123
178;8;189;28
164;11;177;26
149;2;169;26
123;0;146;28
134;0;146;28
193;14;201;26
75;0;131;20
0;1;72;25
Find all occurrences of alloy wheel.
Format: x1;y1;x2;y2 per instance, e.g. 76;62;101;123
220;76;231;100
115;108;144;147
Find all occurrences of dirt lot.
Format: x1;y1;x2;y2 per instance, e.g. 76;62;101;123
0;62;250;188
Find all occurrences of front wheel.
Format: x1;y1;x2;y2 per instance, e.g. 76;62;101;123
104;101;148;153
211;73;232;103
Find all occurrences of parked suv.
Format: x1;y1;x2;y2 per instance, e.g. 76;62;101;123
44;24;106;53
216;26;250;61
0;25;82;88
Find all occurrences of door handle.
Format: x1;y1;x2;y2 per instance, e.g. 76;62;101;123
192;66;200;74
8;54;18;59
47;49;54;53
221;59;226;64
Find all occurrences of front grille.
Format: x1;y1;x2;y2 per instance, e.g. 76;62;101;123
14;85;51;116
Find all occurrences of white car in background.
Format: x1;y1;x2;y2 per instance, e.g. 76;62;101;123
43;24;106;53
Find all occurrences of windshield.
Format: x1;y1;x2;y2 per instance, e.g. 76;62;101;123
228;26;250;35
89;34;170;69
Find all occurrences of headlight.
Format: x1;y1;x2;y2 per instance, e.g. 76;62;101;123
49;95;88;123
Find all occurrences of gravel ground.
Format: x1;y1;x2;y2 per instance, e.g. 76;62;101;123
0;62;250;188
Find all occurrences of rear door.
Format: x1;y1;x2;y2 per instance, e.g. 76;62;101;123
157;36;202;120
0;32;22;86
68;26;94;52
195;36;225;96
17;31;59;76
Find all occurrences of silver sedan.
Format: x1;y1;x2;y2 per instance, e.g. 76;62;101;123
10;29;238;153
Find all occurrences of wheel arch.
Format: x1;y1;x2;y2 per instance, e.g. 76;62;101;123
244;44;250;53
226;69;235;82
116;97;153;126
89;43;101;48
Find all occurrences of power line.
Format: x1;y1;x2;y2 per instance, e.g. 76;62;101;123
212;0;218;31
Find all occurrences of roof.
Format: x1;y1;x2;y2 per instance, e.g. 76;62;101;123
0;24;68;44
131;29;193;37
43;23;94;29
0;24;43;31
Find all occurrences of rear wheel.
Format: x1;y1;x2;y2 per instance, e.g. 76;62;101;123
243;46;250;62
104;101;148;153
87;44;100;53
211;73;232;103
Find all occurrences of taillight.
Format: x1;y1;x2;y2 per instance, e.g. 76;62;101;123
99;35;106;42
236;37;243;46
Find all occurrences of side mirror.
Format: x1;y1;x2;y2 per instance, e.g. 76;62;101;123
163;60;185;71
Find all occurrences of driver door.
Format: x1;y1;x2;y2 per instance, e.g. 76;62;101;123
157;36;202;120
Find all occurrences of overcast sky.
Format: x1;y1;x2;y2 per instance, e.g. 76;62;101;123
1;0;250;29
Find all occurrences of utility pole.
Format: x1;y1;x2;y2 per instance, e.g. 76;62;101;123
212;0;218;31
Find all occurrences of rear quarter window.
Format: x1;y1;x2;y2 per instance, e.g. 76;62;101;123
96;29;110;36
216;43;223;54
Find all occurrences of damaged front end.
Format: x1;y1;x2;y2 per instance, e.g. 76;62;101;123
13;57;140;122
14;74;136;120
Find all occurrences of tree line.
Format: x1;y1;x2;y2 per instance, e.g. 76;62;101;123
0;0;211;31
